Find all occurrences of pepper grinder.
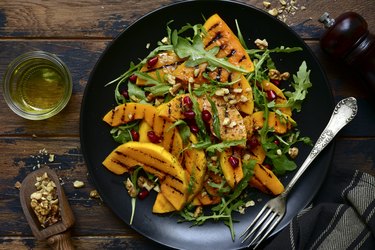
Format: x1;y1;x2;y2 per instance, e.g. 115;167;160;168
319;12;375;93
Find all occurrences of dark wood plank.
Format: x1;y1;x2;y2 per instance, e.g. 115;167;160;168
0;235;163;250
0;0;373;39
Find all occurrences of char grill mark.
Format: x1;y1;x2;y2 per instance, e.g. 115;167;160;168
205;32;222;49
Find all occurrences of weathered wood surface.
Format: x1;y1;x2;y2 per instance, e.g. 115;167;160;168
0;0;374;249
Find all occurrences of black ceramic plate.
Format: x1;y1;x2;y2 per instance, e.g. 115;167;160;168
80;1;334;249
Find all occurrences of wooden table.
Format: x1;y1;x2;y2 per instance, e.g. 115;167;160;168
1;0;374;249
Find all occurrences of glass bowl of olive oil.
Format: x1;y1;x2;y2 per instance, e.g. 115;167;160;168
3;51;72;120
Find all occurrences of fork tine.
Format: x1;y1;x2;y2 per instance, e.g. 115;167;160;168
240;204;268;238
251;214;283;249
240;207;271;242
247;211;278;246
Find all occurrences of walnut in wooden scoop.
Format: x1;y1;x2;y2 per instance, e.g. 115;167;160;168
20;167;75;249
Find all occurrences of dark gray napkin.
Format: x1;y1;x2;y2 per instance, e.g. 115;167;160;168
264;169;375;250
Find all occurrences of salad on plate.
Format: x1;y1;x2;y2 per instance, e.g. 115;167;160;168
101;13;312;239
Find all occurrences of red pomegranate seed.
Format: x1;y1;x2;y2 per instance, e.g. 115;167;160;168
201;109;212;123
248;136;259;149
228;156;239;168
138;188;149;200
182;96;193;109
147;56;158;68
266;90;277;101
274;140;280;145
121;89;129;99
130;129;139;141
189;124;199;134
129;74;137;83
183;110;195;120
270;79;280;86
263;164;272;170
147;131;161;143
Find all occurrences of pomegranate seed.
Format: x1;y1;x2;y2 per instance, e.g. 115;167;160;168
248;136;259;149
129;74;137;83
147;56;158;68
228;156;239;168
183;110;195;120
266;90;277;101
138;188;149;200
274;140;280;145
270;79;280;86
201;109;212;123
189;124;199;134
182;96;193;109
147;131;161;143
121;89;129;99
263;164;272;170
130;129;139;141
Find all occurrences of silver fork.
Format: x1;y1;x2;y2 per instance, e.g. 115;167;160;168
240;97;358;249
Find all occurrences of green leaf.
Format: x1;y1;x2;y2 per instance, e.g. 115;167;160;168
110;121;139;144
207;96;221;140
168;120;191;145
205;139;246;153
284;61;312;112
144;84;170;96
135;71;164;86
172;31;249;74
128;82;146;102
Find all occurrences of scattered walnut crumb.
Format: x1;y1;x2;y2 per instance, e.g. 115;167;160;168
263;1;271;8
14;181;22;189
288;147;299;159
268;8;278;16
254;38;269;50
262;0;306;24
89;189;100;199
73;180;85;188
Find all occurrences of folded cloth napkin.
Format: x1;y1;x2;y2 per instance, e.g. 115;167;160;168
264;169;375;250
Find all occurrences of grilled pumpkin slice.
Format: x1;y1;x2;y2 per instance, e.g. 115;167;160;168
103;103;155;127
102;141;188;210
153;192;176;213
249;164;284;195
203;14;254;73
156;94;189;122
103;103;183;159
252;111;296;134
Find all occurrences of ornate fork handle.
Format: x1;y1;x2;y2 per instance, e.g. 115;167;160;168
281;97;358;197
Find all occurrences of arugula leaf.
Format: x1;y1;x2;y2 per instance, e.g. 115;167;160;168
144;84;170;96
135;71;164;86
284;61;312;112
128;82;146;102
110;121;139;144
207;96;221;140
127;166;143;225
205;139;246;153
188;86;208;140
172;31;249;74
268;153;297;175
235;19;248;50
168;120;191;144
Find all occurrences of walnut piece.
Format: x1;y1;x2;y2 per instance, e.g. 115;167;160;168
30;172;61;228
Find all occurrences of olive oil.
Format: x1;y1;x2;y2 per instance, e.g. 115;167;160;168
3;51;72;120
10;59;66;113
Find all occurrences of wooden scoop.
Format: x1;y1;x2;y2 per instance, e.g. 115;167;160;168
20;167;75;249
